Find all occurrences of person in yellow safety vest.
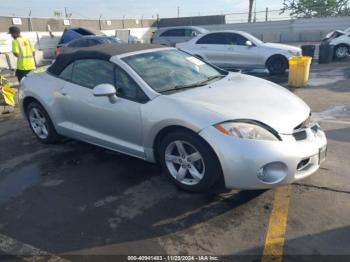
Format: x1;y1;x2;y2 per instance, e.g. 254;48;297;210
8;26;36;82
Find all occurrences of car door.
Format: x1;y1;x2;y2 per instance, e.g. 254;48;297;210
224;33;261;69
57;59;146;158
194;33;230;68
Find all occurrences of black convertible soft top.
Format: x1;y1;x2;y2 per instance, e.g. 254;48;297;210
48;43;166;76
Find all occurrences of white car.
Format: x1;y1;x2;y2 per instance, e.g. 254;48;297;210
176;30;301;75
322;27;350;59
152;26;208;47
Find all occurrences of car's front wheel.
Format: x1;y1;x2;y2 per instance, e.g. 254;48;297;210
267;55;288;75
26;102;60;144
159;130;222;192
334;44;349;60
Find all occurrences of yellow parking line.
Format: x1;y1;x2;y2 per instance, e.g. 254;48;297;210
262;185;291;262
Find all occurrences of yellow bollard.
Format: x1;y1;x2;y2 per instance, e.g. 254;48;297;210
288;56;312;88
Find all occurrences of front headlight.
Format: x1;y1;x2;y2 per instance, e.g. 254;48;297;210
214;121;279;141
288;50;301;56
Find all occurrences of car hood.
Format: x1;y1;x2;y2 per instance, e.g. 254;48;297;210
168;73;310;134
261;42;301;53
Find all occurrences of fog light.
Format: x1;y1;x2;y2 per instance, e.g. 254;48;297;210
257;162;288;184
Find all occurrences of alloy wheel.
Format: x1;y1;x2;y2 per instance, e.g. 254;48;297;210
336;46;349;59
29;107;49;139
164;140;205;186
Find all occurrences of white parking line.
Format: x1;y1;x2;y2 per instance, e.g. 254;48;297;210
0;233;69;262
321;119;350;125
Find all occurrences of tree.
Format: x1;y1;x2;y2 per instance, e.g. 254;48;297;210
248;0;254;22
281;0;350;18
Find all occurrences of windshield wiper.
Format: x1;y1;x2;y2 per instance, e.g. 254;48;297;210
159;75;225;94
199;74;225;85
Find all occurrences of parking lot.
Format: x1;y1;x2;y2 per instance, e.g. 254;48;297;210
0;60;349;261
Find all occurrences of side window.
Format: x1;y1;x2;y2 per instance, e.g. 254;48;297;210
67;41;78;47
196;33;227;45
185;29;197;37
161;29;185;37
115;66;147;102
69;39;87;47
86;39;100;47
59;63;74;81
235;34;248;46
226;33;238;45
71;59;115;88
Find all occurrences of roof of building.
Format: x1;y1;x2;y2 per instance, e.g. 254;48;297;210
48;43;166;76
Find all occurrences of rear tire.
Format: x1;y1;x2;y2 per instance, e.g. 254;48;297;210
267;55;288;75
159;130;222;192
26;102;61;144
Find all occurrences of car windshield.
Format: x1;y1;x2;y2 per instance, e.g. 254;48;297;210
123;49;226;93
345;27;350;33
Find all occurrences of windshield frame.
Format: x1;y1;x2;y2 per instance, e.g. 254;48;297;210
121;49;228;94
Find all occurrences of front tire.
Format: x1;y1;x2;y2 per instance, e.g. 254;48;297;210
26;102;60;144
334;44;349;60
159;130;222;192
267;55;288;75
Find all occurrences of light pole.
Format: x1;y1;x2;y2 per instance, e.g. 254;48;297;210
248;0;254;23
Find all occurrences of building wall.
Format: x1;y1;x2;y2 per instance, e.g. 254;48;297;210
204;16;350;42
0;16;157;33
158;15;226;27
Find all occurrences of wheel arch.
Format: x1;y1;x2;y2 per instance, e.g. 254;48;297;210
152;125;225;190
265;53;289;68
152;125;199;162
152;125;221;166
22;96;53;121
22;96;41;117
335;43;350;49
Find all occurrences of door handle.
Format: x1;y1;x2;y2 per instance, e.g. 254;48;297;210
60;88;67;96
200;46;207;49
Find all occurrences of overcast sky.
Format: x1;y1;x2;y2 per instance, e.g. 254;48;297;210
1;0;285;19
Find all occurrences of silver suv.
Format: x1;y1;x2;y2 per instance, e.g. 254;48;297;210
152;26;208;46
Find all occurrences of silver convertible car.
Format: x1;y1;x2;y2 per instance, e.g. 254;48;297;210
19;44;327;192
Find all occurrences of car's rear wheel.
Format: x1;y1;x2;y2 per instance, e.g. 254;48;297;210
26;102;60;144
159;130;222;192
267;55;288;75
334;44;349;60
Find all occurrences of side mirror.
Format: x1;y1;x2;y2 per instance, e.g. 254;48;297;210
245;40;253;47
93;83;118;103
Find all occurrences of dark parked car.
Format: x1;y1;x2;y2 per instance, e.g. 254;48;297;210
55;27;104;56
59;35;123;53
